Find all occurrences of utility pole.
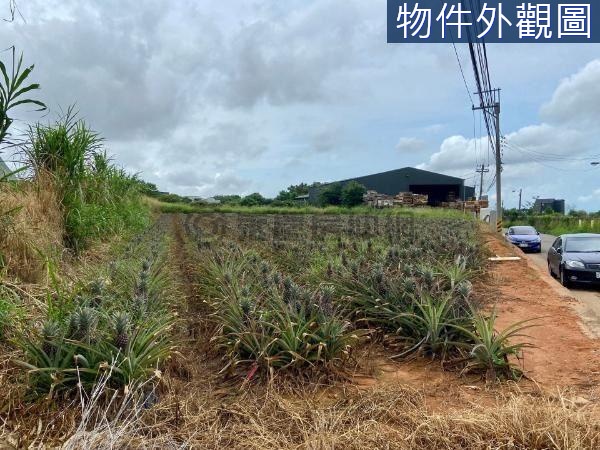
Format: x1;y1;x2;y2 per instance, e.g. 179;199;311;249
475;164;489;199
473;88;502;232
513;188;522;211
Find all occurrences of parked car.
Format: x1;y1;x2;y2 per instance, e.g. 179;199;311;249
547;233;600;287
505;225;542;253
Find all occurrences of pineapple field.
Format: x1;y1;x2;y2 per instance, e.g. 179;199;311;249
1;19;599;450
1;204;600;448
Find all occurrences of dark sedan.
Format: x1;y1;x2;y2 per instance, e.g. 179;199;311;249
505;225;542;253
547;233;600;287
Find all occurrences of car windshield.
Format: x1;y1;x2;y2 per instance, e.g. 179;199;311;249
565;237;600;252
510;226;537;235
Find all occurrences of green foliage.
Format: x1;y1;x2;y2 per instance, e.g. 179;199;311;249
341;181;366;207
138;180;159;197
452;310;535;382
0;48;46;145
0;293;17;340
240;192;269;206
198;245;359;374
16;315;173;397
275;182;320;201
23;110;149;250
318;182;343;206
394;294;469;359
16;221;175;397
156;202;473;219
213;194;241;205
505;212;600;235
157;192;191;203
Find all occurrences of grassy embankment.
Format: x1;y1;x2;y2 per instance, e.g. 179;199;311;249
150;198;474;219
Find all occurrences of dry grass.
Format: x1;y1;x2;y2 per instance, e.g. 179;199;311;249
0;174;63;282
5;381;594;449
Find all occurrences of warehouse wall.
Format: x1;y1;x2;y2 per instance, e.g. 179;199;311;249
308;167;473;205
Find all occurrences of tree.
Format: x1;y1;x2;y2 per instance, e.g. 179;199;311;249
138;180;159;197
276;183;306;201
341;181;366;207
275;182;324;201
158;193;188;203
213;194;241;205
318;183;342;206
240;192;268;206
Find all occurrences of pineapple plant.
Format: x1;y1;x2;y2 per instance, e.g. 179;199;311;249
68;307;97;342
89;278;105;307
41;320;61;356
137;268;149;298
113;312;130;350
239;297;254;324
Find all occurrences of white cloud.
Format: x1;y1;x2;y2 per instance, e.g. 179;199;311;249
541;59;600;126
396;137;426;153
2;1;599;208
418;59;600;210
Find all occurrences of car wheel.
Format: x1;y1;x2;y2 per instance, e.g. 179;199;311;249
559;267;570;288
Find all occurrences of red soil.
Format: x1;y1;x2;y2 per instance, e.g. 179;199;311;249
485;233;600;392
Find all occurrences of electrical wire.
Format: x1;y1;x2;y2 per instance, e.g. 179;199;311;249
503;142;600;172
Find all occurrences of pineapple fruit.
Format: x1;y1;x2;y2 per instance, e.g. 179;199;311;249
113;312;130;350
41;320;61;356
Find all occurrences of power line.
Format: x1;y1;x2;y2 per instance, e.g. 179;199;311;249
504;139;600;162
452;40;475;106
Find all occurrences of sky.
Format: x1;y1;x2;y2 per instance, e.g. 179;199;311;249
2;0;600;210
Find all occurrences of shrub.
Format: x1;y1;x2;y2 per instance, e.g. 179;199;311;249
240;192;269;206
341;181;366;207
318;183;343;206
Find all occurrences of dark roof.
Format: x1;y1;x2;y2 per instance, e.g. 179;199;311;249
318;167;467;187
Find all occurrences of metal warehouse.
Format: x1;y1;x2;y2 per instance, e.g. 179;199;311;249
308;167;476;206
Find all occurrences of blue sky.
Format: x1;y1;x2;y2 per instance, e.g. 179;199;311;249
2;0;600;210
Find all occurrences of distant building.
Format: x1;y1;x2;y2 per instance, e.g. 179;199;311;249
532;198;565;214
185;196;221;204
308;167;475;206
294;194;309;203
203;197;221;204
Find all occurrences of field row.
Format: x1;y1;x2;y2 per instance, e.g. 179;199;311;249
176;213;528;382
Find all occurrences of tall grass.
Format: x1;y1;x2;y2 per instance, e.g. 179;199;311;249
22;110;149;250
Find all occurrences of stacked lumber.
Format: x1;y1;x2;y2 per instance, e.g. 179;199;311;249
363;191;429;208
363;190;394;208
393;192;428;206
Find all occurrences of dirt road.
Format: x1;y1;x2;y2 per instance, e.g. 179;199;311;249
518;233;600;338
485;234;600;389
